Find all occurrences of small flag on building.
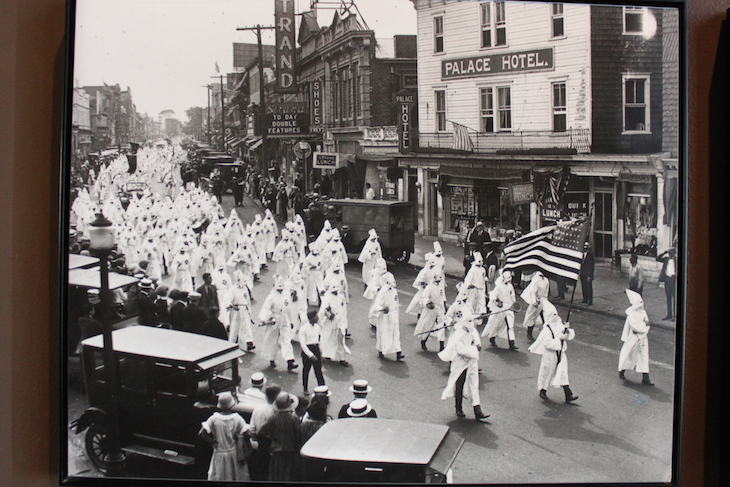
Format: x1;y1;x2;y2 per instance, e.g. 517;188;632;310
451;121;474;152
503;218;591;282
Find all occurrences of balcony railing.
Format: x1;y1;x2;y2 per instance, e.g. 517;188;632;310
419;128;591;154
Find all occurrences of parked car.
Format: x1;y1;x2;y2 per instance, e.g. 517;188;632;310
300;418;464;483
71;325;264;472
316;198;415;263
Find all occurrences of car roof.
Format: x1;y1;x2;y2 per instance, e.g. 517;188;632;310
300;418;453;466
81;325;244;367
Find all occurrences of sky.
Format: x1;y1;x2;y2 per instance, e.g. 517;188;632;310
73;0;418;121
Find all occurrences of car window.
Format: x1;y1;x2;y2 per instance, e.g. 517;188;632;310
153;362;189;397
118;355;148;393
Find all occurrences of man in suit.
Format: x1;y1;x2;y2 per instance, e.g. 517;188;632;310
580;243;595;305
196;272;219;318
136;279;158;326
183;292;208;334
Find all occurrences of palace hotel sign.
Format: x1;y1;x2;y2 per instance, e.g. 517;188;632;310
442;48;553;79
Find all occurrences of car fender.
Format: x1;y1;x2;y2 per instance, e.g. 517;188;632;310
70;407;107;434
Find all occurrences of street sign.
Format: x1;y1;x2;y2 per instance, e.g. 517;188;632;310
509;182;534;206
293;141;312;160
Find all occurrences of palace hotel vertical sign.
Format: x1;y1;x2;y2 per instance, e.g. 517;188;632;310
275;0;297;93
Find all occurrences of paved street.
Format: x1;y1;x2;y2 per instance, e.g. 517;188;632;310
67;191;676;484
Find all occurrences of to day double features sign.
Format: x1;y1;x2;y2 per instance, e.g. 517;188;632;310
442;48;553;79
264;103;310;137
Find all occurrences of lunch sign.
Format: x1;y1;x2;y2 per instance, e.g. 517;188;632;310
442;48;553;79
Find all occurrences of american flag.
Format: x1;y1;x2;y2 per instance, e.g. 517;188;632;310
452;121;474;152
502;218;591;282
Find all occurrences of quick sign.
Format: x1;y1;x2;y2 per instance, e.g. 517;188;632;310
442;48;553;79
275;0;297;93
313;152;340;169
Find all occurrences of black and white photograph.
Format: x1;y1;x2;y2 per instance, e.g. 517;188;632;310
61;0;685;484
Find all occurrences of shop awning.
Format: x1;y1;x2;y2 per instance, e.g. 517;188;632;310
438;165;523;181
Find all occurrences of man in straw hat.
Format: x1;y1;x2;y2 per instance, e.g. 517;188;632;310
337;379;376;418
343;398;377;418
240;372;267;401
257;392;302;481
618;289;654;385
439;309;490;422
136;278;158;327
528;300;579;403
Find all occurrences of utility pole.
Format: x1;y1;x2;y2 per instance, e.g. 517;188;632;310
206;85;211;146
237;24;275;174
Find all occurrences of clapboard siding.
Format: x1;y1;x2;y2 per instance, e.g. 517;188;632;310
415;0;592;145
591;6;663;154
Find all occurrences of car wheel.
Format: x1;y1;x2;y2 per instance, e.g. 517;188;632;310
85;423;113;471
392;249;411;264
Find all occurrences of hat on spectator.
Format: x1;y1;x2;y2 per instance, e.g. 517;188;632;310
250;372;267;388
188;291;201;301
349;379;372;395
216;392;236;411
274;392;299;412
87;289;101;304
346;398;373;417
313;385;332;397
139;279;154;290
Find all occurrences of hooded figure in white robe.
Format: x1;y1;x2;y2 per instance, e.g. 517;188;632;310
262;209;278;256
527;300;579;402
318;281;350;365
292;214;308;259
272;228;298;276
370;272;404;361
258;275;297;370
463;251;487;317
520;271;550;340
414;274;447;351
406;253;436;315
250;217;267;269
618;289;654;385
358;229;382;285
226;239;256;291
170;247;195;293
323;228;348;271
227;270;255;352
193;235;217;285
438;310;490;421
139;235;163;282
285;269;308;340
301;242;323;305
314;219;333;250
364;257;388;301
482;269;518;351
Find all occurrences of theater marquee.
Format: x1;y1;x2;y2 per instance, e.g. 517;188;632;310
442;48;553;80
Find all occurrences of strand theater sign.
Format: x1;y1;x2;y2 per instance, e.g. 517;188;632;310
275;0;297;93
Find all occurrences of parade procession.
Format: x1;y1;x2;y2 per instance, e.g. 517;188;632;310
64;0;680;484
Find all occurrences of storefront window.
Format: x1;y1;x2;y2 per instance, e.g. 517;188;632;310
624;192;657;255
448;185;475;235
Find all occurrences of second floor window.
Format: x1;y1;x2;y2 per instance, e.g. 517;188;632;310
624;6;644;34
480;87;494;133
435;90;446;131
552;82;567;132
551;3;565;38
497;86;511;131
481;2;507;48
434;16;444;53
624;75;650;132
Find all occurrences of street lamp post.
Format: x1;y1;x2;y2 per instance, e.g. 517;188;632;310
88;212;126;476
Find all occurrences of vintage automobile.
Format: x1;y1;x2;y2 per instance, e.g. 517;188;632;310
71;325;264;472
317;198;416;264
300;418;464;483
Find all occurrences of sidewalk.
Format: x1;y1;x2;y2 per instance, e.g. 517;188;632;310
410;234;675;329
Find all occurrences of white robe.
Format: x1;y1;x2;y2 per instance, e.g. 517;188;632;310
414;282;446;340
370;286;401;355
406;267;433;315
258;289;294;362
358;240;382;284
439;325;482;406
318;291;349;361
482;280;516;341
227;284;254;348
520;274;550;328
301;253;323;304
618;307;650;373
463;265;487;316
528;321;575;390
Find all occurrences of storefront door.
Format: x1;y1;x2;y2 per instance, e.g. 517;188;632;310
593;191;614;258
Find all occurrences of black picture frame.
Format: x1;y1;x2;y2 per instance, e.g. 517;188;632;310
58;0;689;485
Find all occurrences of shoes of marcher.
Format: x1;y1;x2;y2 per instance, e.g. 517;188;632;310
508;340;519;351
489;337;497;348
539;389;548;400
619;370;626;380
421;339;428;351
287;360;299;371
565;395;579;403
339;360;350;367
269;360;276;369
642;374;655;386
247;342;256;351
396;351;405;362
455;409;466;418
473;405;491;422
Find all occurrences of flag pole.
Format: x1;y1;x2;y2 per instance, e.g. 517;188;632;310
565;203;595;323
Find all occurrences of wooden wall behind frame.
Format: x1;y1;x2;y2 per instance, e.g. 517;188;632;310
0;0;723;485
